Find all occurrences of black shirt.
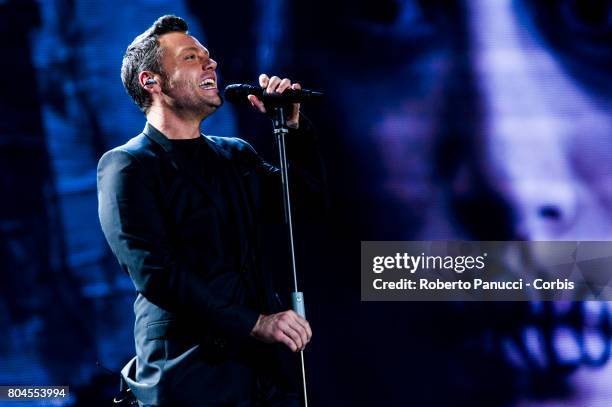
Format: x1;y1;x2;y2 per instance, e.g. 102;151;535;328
170;136;267;312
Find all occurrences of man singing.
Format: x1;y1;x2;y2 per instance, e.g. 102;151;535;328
97;15;324;406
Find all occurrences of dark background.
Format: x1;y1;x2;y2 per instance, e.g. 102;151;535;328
2;0;612;405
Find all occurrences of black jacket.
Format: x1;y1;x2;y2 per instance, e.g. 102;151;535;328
97;119;325;406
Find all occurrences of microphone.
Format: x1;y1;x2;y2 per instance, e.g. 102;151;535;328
224;84;323;105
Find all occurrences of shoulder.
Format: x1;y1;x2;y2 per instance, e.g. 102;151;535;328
205;135;260;165
206;135;257;155
97;134;160;189
98;133;159;172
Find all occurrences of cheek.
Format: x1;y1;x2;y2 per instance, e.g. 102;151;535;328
167;76;193;93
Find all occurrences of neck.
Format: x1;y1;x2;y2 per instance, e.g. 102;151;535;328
146;106;204;139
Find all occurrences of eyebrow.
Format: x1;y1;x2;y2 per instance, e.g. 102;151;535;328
178;46;209;56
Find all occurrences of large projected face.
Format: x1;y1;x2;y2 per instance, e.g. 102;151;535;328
316;0;612;403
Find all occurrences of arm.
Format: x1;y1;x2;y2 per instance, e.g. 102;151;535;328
235;113;328;223
236;74;324;351
247;74;328;215
97;148;259;339
284;112;328;211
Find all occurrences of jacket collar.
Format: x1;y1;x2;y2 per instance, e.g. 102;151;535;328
143;122;224;157
142;122;178;153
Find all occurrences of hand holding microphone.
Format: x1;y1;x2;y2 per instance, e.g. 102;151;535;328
224;74;323;128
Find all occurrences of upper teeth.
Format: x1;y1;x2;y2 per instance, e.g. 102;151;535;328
201;78;215;87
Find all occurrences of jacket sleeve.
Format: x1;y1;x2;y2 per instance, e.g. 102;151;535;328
239;113;328;221
97;149;259;339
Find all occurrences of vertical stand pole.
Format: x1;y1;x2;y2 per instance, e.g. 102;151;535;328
271;106;309;407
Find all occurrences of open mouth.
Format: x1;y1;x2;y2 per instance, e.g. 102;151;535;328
200;78;217;90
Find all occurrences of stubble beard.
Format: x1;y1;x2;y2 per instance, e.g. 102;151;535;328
162;74;223;119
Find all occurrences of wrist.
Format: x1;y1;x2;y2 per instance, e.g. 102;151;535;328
250;314;264;337
287;110;300;129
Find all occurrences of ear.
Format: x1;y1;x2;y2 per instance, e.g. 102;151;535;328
139;71;158;89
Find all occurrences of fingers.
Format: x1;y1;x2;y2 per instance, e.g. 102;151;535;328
277;78;292;93
259;74;295;95
250;311;312;352
247;94;266;113
259;73;269;88
288;310;312;342
284;311;311;351
254;74;301;126
278;319;304;351
266;76;282;94
288;83;301;127
275;330;300;352
276;311;311;352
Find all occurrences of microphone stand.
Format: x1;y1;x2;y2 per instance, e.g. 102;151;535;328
270;106;309;407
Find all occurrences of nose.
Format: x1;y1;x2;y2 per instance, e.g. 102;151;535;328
205;57;217;71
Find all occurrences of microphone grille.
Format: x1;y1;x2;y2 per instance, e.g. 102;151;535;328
223;84;259;104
